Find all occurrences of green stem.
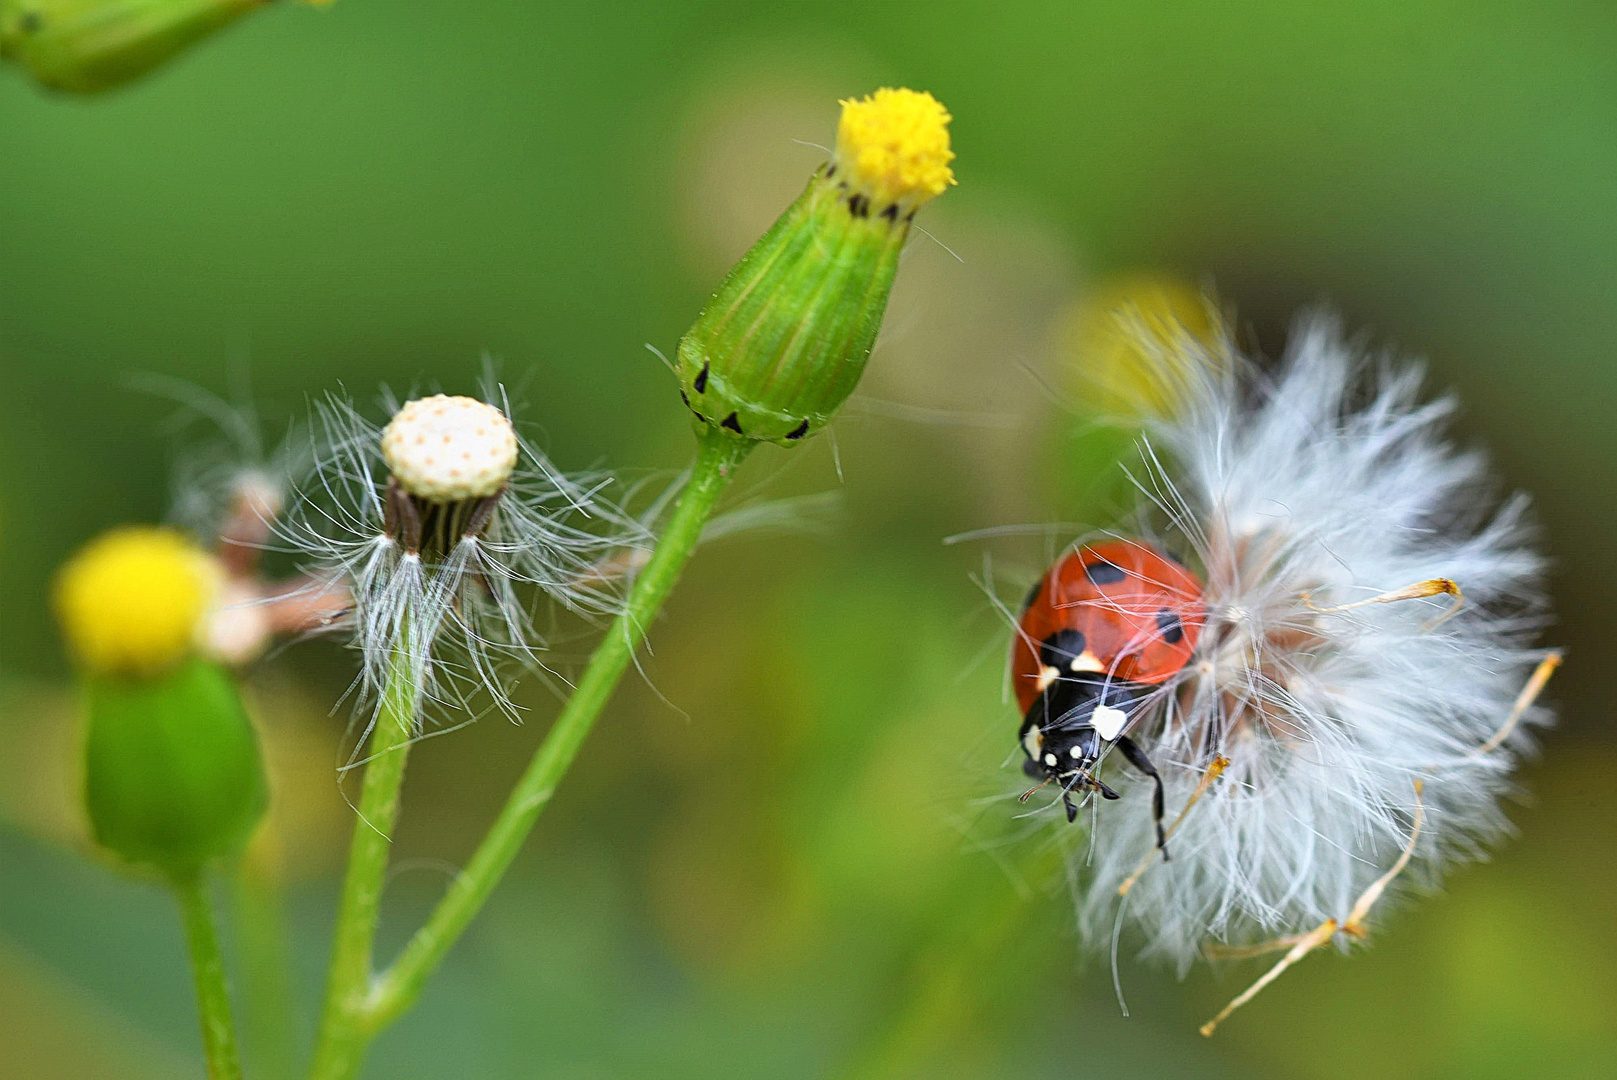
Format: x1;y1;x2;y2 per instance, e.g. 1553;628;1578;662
173;874;244;1080
359;428;751;1039
307;646;421;1080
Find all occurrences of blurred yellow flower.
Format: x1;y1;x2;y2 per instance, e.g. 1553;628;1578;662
1059;274;1224;420
54;526;216;676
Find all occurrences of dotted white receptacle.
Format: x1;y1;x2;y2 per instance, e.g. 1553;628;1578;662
381;395;519;503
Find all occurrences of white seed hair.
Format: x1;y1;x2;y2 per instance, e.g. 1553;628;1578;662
275;388;646;741
1068;315;1554;973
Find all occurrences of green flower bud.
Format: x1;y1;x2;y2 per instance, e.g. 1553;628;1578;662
83;656;268;879
677;88;955;445
0;0;288;94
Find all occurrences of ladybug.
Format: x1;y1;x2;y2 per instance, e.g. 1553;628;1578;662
1012;539;1206;853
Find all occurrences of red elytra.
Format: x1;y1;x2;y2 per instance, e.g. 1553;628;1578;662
1013;539;1206;715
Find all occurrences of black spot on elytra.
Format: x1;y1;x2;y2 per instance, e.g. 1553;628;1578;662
1040;629;1087;670
1084;560;1127;585
785;419;810;440
720;412;743;433
1156;609;1184;644
693;362;709;393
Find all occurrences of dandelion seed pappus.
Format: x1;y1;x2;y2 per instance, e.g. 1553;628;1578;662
275;388;641;735
1013;539;1205;851
1001;309;1560;1033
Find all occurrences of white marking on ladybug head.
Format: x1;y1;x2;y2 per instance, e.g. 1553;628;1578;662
1069;744;1085;759
1044;753;1059;768
1035;665;1059;692
1023;727;1044;759
1091;703;1128;741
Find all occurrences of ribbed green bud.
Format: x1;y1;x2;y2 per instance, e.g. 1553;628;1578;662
676;88;955;445
83;656;268;880
0;0;264;94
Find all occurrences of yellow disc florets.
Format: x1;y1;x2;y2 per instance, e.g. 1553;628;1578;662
55;526;218;677
834;88;956;211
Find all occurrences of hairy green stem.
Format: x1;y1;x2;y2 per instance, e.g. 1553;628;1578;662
307;647;421;1080
301;427;749;1076
173;874;244;1080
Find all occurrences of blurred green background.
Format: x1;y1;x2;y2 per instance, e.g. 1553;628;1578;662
3;2;1615;1078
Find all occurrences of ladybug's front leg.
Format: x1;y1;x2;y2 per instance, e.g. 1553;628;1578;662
1116;736;1169;860
1061;772;1119;823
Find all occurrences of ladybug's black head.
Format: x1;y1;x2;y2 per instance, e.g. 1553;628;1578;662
1021;721;1106;782
1018;674;1150;812
1016;651;1172;849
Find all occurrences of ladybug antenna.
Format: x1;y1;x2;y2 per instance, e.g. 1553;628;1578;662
1019;775;1055;803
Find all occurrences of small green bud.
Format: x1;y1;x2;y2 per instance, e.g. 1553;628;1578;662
83;656;268;879
1;0;266;94
677;88;955;445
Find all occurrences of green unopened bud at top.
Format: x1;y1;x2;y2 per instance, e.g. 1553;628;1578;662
55;527;267;879
0;0;331;95
677;88;956;445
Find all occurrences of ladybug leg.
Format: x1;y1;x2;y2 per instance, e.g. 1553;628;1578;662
1091;776;1121;801
1062;791;1080;823
1116;736;1169;860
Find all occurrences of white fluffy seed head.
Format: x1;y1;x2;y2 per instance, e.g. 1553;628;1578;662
1042;313;1554;974
381;395;519;502
276;389;647;744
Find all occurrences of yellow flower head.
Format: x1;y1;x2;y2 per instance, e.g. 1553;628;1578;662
834;88;956;211
55;526;217;677
1060;274;1226;421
